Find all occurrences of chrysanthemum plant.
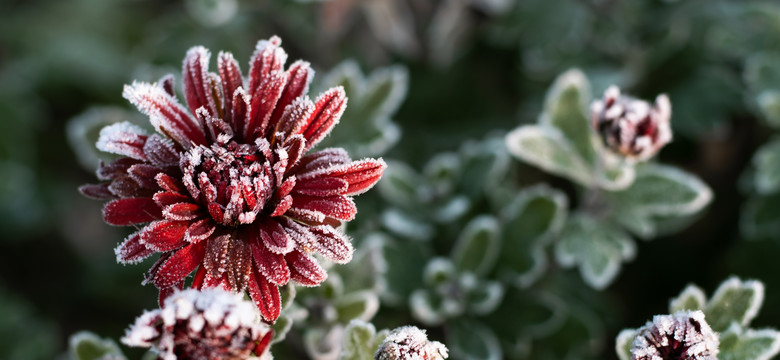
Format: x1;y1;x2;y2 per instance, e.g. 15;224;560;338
616;276;780;360
505;69;713;289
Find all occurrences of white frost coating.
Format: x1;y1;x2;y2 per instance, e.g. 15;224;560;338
542;68;590;116
505;125;594;187
374;326;448;360
631;164;713;217
722;323;780;360
122;81;204;148
96;121;149;160
669;284;707;313
631;310;719;360
706;276;764;328
122;288;268;358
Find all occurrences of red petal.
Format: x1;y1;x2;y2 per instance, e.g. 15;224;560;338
204;234;231;282
115;231;154;264
79;183;116;200
292;177;349;196
139;220;189;252
123;81;207;148
154;191;191;208
163;202;201;221
292;148;351;175
96;122;149;160
227;239;252;292
309;225;353;264
248;36;287;99
246;71;286;141
248;265;282;322
152;241;206;288
283;135;306;167
144;134;179;167
268;60;314;135
185;218;216;243
97;158;141;181
250;237;290;286
297;158;387;196
254;331;273;357
276;98;314;140
286;250;327;286
276;176;297;199
108;176;153;198
230;88;250;142
259;218;293;254
270;195;293;217
183;46;218;120
128;164;165;190
158;285;180;307
192;265;207;289
299;87;347;152
218;51;243;125
290;194;356;221
155;173;184;193
103;198;161;225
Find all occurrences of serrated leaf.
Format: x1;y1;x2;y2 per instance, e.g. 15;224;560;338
555;215;635;289
668;284;706;313
336;291;380;323
719;324;780;360
505;126;593;186
753;139;780;194
497;185;568;287
541;69;598;165
451;216;501;276
704;277;764;332
614;329;636;360
449;320;503;360
69;331;126;360
339;320;388;360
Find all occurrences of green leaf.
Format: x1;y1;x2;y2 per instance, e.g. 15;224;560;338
704;277;764;332
541;69;598;165
614;329;636;360
741;193;780;240
451;216;501;276
68;331;126;360
377;161;424;209
555;215;635;289
468;280;504;316
753;139;780;194
335;291;380;323
304;327;343;360
271;315;294;344
719;324;780;360
379;237;428;306
757;90;780;129
457;137;512;198
339;320;389;360
409;289;456;326
449;320;503;360
497;185;568;287
668;284;706;313
614;163;713;217
505;126;593;186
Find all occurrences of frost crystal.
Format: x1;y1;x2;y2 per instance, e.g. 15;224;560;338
631;310;719;360
122;288;271;360
80;36;387;322
591;85;672;161
375;326;448;360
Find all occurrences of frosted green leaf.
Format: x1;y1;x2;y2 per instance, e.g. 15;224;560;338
595;153;636;191
423;257;457;286
66;106;140;171
318;60;407;157
614;329;636;360
271;315;293;344
451;216;501;276
379;239;428;306
669;284;707;313
69;331;126;360
505;126;593;186
704;277;764;332
757;91;780;128
719;324;780;360
497;185;568;287
424;152;460;197
753;139;780;194
339;320;389;360
449;320;503;360
741;193;780;240
610;207;656;239
409;289;456;326
540;68;598;165
457;137;512;198
468;281;504;316
433;196;470;223
336;291;380;323
615;163;713;217
555;215;635;289
305;327;343;360
381;209;435;241
377;161;423;208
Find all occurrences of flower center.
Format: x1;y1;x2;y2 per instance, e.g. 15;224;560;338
182;135;277;227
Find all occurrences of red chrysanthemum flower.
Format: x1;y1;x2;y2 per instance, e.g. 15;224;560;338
80;36;386;322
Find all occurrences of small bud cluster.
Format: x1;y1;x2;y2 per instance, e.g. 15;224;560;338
122;288;271;360
375;326;448;360
631;310;719;360
591;85;672;161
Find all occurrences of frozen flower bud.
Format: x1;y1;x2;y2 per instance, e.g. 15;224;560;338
375;326;448;360
631;310;719;360
591;85;672;161
122;288;272;360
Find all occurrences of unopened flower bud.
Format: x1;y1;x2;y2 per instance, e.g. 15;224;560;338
122;288;272;360
631;310;719;360
375;326;448;360
591;85;672;161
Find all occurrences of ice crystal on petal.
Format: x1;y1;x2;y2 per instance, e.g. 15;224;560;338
631;310;719;360
375;326;449;360
82;36;386;322
591;85;672;161
122;288;271;360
